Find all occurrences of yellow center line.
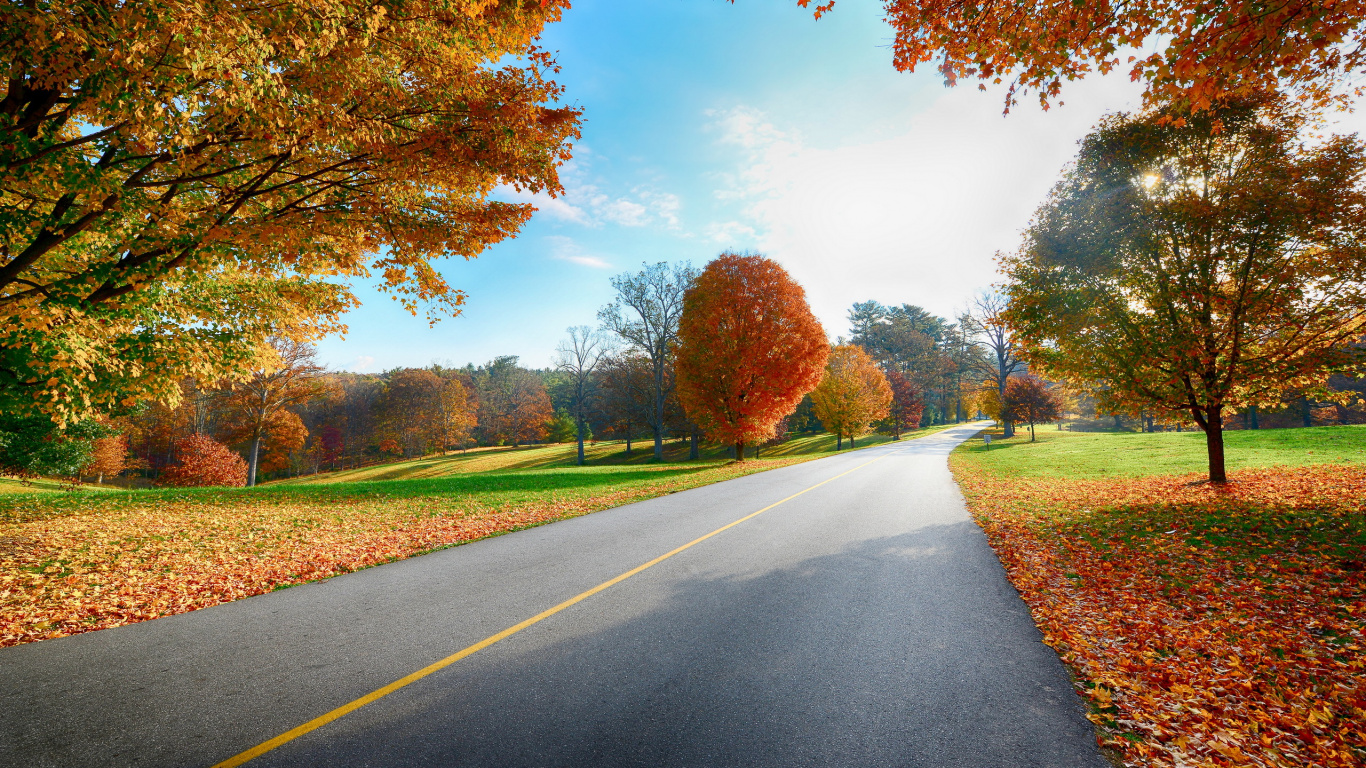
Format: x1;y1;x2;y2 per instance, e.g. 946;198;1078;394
211;452;892;768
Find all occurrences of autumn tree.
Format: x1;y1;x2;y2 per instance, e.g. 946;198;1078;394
221;339;328;486
814;0;1366;112
84;433;128;484
375;368;445;457
1001;376;1063;441
554;326;612;465
965;293;1024;437
474;357;552;447
1;0;580;425
599;262;698;462
160;434;247;488
434;374;477;453
1003;95;1366;482
881;370;926;440
811;345;893;449
675;253;828;461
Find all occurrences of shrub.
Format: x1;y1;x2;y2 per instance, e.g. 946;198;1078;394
161;434;247;487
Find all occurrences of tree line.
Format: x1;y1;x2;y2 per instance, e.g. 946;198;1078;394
14;251;1046;486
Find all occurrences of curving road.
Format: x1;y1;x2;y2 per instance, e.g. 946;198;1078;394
0;422;1106;768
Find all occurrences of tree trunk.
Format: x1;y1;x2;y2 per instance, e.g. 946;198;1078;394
1301;396;1312;427
734;441;744;462
1029;422;1035;441
576;416;586;466
1204;409;1227;483
247;434;262;487
625;431;632;456
850;434;856;448
755;443;761;459
689;430;699;460
1250;406;1259;429
836;433;843;450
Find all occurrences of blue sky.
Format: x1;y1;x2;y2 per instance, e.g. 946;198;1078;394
317;0;1156;373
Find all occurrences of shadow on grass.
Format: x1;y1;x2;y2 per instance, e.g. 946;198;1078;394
0;465;729;521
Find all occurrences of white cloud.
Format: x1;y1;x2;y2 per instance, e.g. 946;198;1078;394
546;235;612;269
495;184;589;224
597;198;650;226
352;355;376;372
707;76;1146;334
705;220;757;245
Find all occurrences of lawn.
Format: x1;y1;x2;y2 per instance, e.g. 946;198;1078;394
0;424;954;648
952;426;1366;768
958;423;1366;478
269;428;935;486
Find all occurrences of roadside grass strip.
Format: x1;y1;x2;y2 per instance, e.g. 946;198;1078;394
952;429;1366;768
210;452;895;767
0;459;826;648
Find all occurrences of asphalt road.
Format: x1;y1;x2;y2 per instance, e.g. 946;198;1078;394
0;422;1107;768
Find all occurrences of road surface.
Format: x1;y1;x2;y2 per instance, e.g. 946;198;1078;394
0;422;1106;767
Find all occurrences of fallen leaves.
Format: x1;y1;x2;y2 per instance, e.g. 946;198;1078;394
0;459;810;648
951;458;1366;768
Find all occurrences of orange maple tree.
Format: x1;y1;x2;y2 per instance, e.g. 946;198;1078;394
810;344;892;449
675;253;828;460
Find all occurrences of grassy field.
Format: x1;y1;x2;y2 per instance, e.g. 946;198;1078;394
956;423;1365;478
268;428;938;486
0;424;957;648
951;425;1366;768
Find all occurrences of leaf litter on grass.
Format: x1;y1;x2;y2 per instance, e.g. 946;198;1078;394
951;458;1366;768
0;459;812;648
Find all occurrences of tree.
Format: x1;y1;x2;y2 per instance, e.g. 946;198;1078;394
221;339;328;486
675;252;829;461
599;262;698;462
966;293;1024;437
597;352;655;456
2;0;580;425
1002;95;1366;482
811;345;893;449
161;434;247;487
0;414;108;479
554;326;612;465
881;370;926;440
1001;376;1063;441
433;375;477;453
474;357;552;447
375;368;444;457
85;433;128;484
864;0;1366;112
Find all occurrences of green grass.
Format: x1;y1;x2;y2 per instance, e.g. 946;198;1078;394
954;424;1366;479
268;426;954;487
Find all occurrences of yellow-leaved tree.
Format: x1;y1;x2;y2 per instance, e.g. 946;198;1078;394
1;0;580;424
810;344;892;450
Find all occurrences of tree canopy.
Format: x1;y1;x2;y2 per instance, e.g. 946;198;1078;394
811;344;892;449
874;0;1366;111
2;0;580;424
1003;95;1366;481
675;252;828;460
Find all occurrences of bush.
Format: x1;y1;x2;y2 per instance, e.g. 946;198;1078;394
161;434;247;487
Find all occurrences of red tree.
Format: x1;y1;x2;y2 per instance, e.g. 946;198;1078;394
1002;376;1063;442
161;434;247;487
882;371;926;440
675;253;829;461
